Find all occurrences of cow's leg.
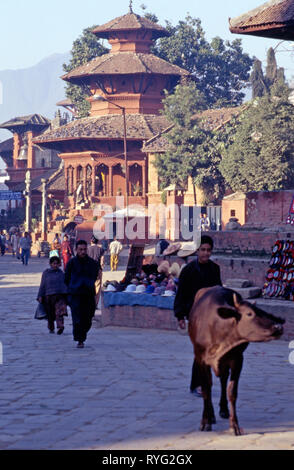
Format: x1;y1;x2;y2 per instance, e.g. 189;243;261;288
219;368;230;419
227;354;244;436
198;363;215;431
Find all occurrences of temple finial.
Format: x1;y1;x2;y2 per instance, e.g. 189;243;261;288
129;0;133;13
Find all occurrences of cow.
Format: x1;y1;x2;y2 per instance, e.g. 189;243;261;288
188;286;285;435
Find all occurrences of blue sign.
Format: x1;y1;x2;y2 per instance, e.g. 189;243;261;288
0;191;24;201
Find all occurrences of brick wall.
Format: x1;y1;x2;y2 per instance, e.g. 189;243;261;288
212;256;269;288
207;231;292;256
222;190;294;229
101;301;178;330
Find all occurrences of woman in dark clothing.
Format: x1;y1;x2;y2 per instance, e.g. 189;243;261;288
174;235;222;396
37;256;68;334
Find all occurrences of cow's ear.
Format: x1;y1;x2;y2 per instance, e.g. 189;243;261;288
217;307;241;321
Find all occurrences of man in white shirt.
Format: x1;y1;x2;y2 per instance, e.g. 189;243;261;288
109;236;123;272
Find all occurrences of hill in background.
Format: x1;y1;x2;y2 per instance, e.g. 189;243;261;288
0;52;70;147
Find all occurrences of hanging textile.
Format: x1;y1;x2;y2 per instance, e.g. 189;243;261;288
286;194;294;225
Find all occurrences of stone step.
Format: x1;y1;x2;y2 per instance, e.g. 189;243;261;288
224;278;252;288
226;286;262;299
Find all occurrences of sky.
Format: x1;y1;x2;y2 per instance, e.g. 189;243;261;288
1;0;294;79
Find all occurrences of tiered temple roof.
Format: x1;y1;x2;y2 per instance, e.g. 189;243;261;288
34;114;170;150
62;52;189;84
229;0;294;40
91;12;169;39
0;114;50;133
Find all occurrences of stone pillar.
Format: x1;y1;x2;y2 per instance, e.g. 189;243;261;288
13;133;21;169
41;178;47;240
25;170;32;233
27;131;35;169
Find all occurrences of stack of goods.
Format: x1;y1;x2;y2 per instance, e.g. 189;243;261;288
263;240;294;300
103;260;182;297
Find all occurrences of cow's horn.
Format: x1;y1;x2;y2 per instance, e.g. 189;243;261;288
233;293;241;309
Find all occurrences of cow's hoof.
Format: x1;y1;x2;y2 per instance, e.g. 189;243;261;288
219;410;229;419
230;425;244;436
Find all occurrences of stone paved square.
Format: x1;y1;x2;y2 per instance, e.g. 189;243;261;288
0;255;293;450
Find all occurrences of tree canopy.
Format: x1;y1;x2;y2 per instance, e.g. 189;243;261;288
219;85;294;193
63;26;108;117
251;47;286;99
153;82;226;204
153;15;253;107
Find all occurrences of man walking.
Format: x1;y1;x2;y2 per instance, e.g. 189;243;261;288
65;240;100;348
109;236;123;272
87;236;104;307
19;232;31;265
174;235;222;396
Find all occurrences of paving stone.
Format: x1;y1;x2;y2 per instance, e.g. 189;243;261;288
0;255;293;450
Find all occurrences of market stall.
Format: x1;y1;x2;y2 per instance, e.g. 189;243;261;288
101;241;198;330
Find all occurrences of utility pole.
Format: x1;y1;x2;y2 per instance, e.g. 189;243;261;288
25;170;32;233
41;178;47;240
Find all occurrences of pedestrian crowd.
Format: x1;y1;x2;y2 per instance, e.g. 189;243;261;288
0;229;33;265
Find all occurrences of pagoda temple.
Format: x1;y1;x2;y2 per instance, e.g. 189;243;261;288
34;8;189;219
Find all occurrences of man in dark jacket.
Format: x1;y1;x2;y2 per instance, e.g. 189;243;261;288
87;236;104;307
174;235;222;395
65;239;100;348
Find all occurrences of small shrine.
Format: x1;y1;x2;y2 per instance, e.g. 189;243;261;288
0;114;65;215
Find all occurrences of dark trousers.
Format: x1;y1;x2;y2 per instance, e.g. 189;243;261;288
68;294;96;343
190;359;201;391
21;248;30;265
44;294;67;332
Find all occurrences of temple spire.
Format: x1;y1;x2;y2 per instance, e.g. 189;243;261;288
129;0;133;13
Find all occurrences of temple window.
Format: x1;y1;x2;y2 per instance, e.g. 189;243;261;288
67;166;74;195
77;165;83;184
95;164;108;196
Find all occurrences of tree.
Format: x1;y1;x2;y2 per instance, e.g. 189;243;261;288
153;82;226;204
220;89;294;192
153;15;253;107
63;26;108;118
250;59;268;99
251;47;287;99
